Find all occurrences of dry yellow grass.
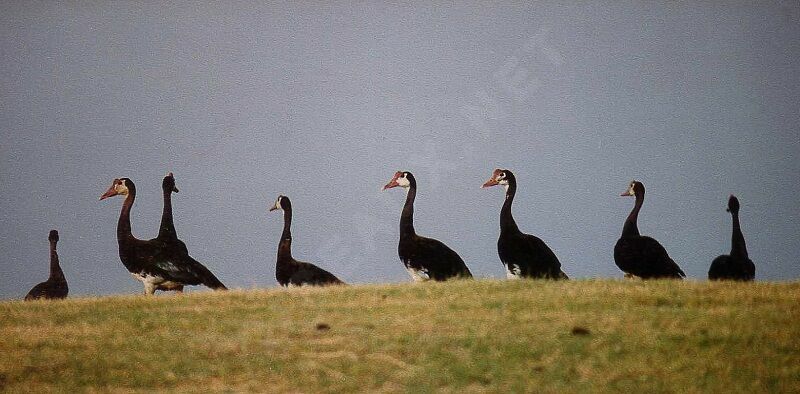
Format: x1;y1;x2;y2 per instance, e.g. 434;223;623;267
1;279;799;392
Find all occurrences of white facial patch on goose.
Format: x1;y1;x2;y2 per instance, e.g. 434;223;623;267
275;197;283;210
396;176;411;188
115;181;129;196
497;173;509;190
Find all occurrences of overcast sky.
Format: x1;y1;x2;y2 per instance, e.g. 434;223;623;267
1;2;798;298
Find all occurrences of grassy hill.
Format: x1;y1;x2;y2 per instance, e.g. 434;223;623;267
2;279;799;392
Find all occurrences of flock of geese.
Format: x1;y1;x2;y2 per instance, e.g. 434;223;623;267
24;169;755;300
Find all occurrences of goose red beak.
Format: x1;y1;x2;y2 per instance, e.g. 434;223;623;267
382;179;399;191
481;178;499;188
99;185;118;201
620;190;633;197
383;171;405;191
381;175;400;191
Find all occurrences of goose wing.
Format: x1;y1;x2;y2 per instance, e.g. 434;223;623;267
24;278;68;300
708;255;730;280
290;261;344;286
145;245;227;289
519;233;563;278
405;235;472;280
622;236;685;278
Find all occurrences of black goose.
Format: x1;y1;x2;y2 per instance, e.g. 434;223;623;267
269;195;345;286
709;195;755;281
614;180;685;279
482;169;567;279
382;171;472;281
155;172;186;293
24;230;68;301
100;177;227;294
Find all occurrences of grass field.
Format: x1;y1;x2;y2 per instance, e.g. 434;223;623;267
2;279;799;393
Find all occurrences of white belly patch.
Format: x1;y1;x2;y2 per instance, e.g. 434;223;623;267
131;272;180;288
505;263;522;279
404;262;430;282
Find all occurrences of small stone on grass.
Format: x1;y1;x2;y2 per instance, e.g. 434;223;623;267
571;326;590;336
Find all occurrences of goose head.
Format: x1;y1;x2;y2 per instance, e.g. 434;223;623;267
162;172;179;193
382;171;414;191
727;194;740;213
481;168;514;190
620;180;645;197
269;195;292;212
48;230;59;243
99;178;134;200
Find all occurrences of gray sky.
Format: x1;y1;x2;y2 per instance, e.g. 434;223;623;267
2;2;799;298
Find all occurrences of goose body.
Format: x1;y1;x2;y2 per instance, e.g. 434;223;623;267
709;195;755;281
398;234;471;281
100;177;227;294
483;169;566;279
613;180;685;279
269;195;345;287
24;230;68;300
383;171;472;281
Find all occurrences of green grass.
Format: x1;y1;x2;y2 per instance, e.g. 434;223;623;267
2;279;799;392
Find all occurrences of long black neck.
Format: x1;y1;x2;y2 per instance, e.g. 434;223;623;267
622;193;643;237
400;180;417;238
500;180;521;234
158;188;176;239
278;207;293;260
730;211;748;258
48;240;65;281
118;190;135;243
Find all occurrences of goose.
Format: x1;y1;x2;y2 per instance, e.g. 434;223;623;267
24;230;68;300
100;177;227;294
269;195;345;286
709;195;755;281
613;180;685;279
482;169;567;279
382;171;472;281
